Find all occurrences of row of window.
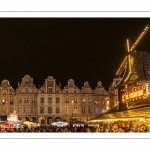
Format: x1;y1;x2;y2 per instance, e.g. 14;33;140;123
2;98;36;104
65;90;92;94
40;106;59;113
40;97;93;103
17;89;36;93
41;89;94;94
1;106;36;113
40;106;93;113
1;106;93;114
40;97;60;103
18;98;36;103
1;97;93;104
41;89;59;94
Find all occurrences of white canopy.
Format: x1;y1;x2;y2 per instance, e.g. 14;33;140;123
51;122;69;127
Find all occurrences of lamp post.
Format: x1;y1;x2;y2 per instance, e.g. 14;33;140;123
71;100;74;127
2;99;6;104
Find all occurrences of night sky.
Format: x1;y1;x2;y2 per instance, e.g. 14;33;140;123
1;18;150;91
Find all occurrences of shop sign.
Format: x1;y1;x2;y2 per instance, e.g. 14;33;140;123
122;84;148;103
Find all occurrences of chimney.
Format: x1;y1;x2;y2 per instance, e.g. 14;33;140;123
58;83;61;89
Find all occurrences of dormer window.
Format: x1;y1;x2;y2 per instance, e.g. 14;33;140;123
48;89;52;94
42;90;44;94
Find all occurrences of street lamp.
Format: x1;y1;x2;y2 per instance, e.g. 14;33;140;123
2;99;6;104
71;100;74;127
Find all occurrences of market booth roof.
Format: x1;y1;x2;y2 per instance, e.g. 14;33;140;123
87;105;150;123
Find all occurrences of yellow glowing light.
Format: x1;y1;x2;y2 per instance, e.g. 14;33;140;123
124;54;131;82
130;24;150;52
122;85;147;103
116;56;127;75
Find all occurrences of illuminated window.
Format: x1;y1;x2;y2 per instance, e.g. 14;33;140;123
74;107;78;113
82;98;86;103
56;118;61;122
48;118;53;123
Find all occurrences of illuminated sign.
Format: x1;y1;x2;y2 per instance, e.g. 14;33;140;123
122;84;148;103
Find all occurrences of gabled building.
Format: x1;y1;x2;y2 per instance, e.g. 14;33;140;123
93;81;109;116
15;75;38;122
0;80;15;121
37;76;63;124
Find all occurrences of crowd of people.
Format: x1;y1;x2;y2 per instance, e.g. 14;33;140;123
1;122;150;132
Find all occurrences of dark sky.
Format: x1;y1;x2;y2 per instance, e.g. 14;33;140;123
0;18;150;91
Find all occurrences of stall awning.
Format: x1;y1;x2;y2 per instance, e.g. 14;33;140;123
88;106;150;123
